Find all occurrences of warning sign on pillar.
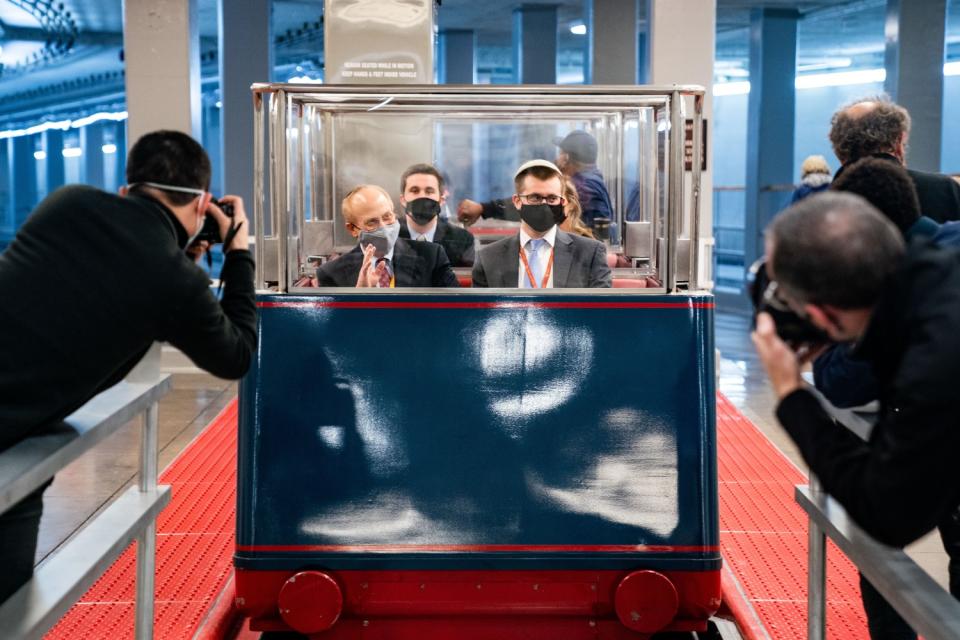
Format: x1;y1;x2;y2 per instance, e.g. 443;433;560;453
684;119;708;172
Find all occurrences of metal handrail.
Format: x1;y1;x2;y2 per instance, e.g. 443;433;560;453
0;376;172;640
797;480;960;640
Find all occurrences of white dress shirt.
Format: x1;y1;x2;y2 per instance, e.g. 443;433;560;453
517;225;557;288
410;219;438;243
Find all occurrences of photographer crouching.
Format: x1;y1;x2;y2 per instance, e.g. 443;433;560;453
0;130;256;603
752;191;960;550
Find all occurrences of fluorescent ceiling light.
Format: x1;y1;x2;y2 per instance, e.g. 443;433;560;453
0;110;128;140
62;147;82;158
945;61;960;76
714;81;750;96
714;67;888;96
33;150;46;160
797;57;852;73
795;68;885;89
101;143;117;154
287;75;323;84
570;22;586;35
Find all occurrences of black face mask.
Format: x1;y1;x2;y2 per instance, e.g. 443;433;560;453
520;204;566;232
406;197;441;225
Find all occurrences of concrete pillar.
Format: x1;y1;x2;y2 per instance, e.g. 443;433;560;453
439;30;477;84
81;123;105;188
43;129;66;194
743;9;798;269
114;121;127;185
0;142;10;248
219;0;271;208
647;0;715;283
637;32;648;84
513;4;558;84
9;135;39;228
587;0;638;84
123;0;202;144
884;0;947;173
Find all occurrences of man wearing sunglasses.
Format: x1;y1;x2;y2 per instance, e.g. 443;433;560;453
471;160;611;288
0;129;256;603
752;192;960;553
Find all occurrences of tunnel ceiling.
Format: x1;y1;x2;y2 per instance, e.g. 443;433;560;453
0;0;956;123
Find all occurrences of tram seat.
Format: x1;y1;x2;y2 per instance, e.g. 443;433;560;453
457;275;472;287
612;278;650;288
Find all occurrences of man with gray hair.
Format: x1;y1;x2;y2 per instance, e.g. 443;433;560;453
752;192;960;553
829;96;960;222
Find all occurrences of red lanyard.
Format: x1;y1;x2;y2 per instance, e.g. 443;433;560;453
519;244;555;288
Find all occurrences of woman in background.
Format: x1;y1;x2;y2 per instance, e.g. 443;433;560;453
560;177;595;239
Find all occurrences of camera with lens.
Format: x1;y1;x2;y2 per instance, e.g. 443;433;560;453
746;258;829;347
193;199;235;245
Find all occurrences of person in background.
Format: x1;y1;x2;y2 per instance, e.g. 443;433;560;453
829;96;960;222
790;155;831;203
457;130;613;230
559;177;594;239
397;163;476;267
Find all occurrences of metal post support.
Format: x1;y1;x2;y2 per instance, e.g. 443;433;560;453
253;91;265;287
666;91;684;292
807;474;827;640
134;402;159;640
689;92;704;290
271;90;289;292
134;523;157;640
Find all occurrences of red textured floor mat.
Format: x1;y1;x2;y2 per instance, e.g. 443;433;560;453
717;394;868;639
44;394;869;639
44;399;239;640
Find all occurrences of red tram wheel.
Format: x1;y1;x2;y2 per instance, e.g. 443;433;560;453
277;570;343;634
613;570;679;634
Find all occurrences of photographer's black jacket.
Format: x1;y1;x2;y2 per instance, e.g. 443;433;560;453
777;240;960;547
0;185;257;449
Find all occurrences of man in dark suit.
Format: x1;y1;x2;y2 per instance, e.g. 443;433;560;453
316;185;458;288
397;163;476;267
472;160;611;288
829;97;960;223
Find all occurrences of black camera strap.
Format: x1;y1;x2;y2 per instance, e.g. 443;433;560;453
215;219;245;295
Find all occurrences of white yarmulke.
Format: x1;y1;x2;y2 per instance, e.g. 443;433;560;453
514;159;561;180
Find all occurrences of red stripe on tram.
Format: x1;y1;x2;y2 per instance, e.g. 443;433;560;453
257;301;715;309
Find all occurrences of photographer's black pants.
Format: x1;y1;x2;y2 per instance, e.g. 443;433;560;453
0;484;46;603
860;507;960;640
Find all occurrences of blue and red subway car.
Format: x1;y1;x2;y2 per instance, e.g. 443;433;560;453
234;291;720;638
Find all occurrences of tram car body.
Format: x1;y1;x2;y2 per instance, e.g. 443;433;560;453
234;85;720;638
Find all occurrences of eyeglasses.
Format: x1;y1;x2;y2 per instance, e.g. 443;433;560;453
517;193;564;206
351;210;397;232
127;181;206;198
763;280;809;317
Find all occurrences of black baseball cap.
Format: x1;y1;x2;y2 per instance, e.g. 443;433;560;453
554;130;598;164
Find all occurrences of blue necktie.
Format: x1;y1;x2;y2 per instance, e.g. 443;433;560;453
524;238;546;288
